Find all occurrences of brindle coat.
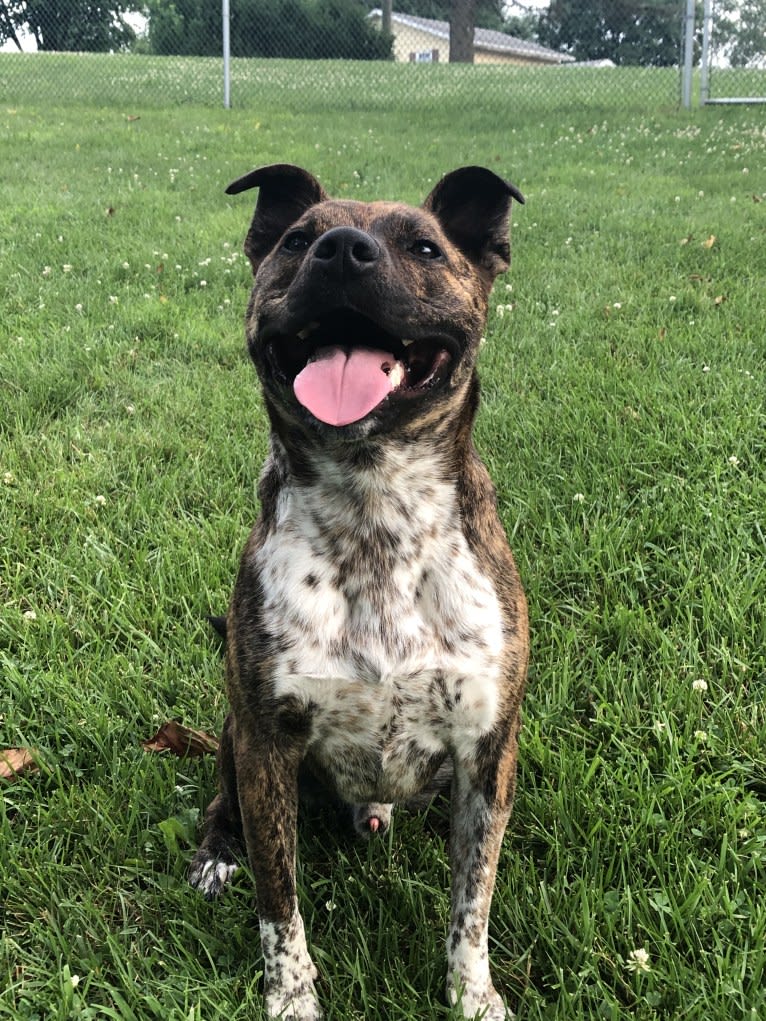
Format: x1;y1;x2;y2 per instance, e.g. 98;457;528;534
189;164;529;1020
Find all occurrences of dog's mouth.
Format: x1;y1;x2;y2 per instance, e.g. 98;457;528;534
262;310;455;427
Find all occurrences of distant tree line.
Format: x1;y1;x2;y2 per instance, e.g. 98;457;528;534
0;0;136;51
1;0;763;68
144;0;391;60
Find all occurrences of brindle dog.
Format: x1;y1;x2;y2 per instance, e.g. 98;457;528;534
189;164;529;1020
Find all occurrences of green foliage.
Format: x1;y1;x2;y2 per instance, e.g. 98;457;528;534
0;0;136;52
378;0;507;32
719;0;766;68
145;0;393;59
537;0;684;66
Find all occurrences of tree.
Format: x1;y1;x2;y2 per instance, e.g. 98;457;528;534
376;0;506;32
0;0;137;51
722;0;766;67
537;0;685;67
449;0;477;62
146;0;391;60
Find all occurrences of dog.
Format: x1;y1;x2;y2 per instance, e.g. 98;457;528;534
189;164;529;1020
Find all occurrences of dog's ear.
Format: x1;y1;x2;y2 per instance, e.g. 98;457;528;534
226;163;328;273
423;167;524;288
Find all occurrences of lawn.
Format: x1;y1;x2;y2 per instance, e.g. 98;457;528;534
0;58;764;1021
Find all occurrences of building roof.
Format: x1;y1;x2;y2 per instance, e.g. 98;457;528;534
369;9;574;64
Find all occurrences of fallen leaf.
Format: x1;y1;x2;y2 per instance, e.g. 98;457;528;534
714;295;726;305
679;234;693;246
702;235;717;249
142;721;218;758
752;194;762;203
126;115;141;122
1;748;39;781
658;327;667;340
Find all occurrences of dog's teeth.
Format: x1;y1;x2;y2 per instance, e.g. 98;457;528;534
402;338;415;347
384;362;406;387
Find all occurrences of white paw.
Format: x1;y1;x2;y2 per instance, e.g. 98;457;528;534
448;980;513;1020
265;985;323;1020
188;855;238;899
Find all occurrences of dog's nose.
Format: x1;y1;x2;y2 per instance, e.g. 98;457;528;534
312;226;380;276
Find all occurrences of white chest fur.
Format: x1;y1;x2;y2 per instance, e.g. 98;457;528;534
254;441;505;803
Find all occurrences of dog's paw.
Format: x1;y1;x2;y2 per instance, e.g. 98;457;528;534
448;980;514;1020
265;985;323;1020
188;851;238;899
351;802;393;837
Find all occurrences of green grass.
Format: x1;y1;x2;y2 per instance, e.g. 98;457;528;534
1;59;765;1021
0;51;682;111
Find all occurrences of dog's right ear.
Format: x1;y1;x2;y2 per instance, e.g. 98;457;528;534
226;164;328;273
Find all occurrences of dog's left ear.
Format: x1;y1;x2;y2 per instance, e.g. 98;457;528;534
423;167;524;288
226;163;328;273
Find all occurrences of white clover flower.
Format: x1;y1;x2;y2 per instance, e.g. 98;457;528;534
109;295;119;305
3;471;16;486
573;493;585;503
728;455;740;466
626;948;651;973
23;609;37;621
692;678;708;693
75;303;83;313
63;264;73;273
94;494;107;506
694;730;708;742
199;280;207;288
42;265;52;277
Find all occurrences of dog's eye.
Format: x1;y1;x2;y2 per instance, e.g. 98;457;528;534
282;231;311;253
410;239;442;260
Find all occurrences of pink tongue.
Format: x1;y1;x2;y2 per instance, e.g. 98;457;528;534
294;346;397;426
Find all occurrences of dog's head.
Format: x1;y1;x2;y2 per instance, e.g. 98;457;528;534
228;164;523;439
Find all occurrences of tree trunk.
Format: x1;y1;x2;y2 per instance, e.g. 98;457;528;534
449;0;477;63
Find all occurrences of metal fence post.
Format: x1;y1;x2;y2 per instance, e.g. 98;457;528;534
223;0;231;109
699;0;712;106
681;0;695;108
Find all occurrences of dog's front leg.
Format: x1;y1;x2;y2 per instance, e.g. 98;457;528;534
447;745;517;1020
236;725;322;1021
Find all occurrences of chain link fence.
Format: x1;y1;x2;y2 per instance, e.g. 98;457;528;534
700;0;766;103
0;1;763;111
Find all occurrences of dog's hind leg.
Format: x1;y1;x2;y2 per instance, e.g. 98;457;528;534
189;712;243;898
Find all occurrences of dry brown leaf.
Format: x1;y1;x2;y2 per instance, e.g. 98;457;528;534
714;294;726;306
702;235;717;249
142;721;218;758
753;194;762;204
1;748;39;781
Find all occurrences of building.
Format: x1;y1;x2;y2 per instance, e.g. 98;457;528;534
368;9;574;65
